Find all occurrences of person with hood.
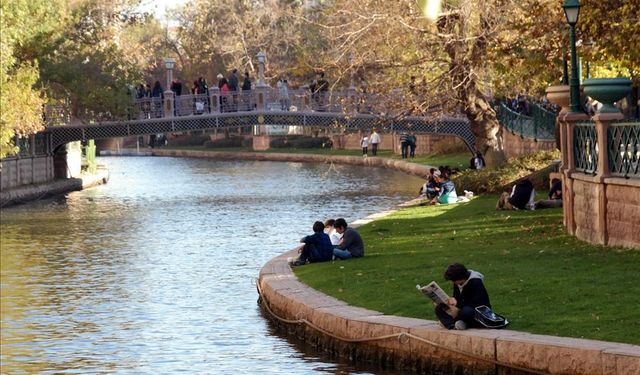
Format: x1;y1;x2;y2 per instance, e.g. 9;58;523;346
434;263;491;330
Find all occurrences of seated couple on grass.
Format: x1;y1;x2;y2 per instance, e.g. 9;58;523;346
291;218;364;266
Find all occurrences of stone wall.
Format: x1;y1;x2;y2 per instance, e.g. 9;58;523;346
501;129;557;159
259;249;640;375
0;156;54;191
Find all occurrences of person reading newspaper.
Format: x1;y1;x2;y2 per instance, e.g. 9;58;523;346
435;263;491;330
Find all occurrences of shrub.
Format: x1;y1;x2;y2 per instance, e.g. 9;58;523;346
433;136;468;154
452;150;561;194
168;134;210;146
203;137;245;148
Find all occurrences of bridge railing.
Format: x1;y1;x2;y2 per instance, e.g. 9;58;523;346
496;102;556;141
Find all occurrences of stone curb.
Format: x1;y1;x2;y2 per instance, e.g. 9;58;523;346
152;149;640;373
1;168;109;207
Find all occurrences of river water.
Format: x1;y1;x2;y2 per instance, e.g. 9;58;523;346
1;156;423;374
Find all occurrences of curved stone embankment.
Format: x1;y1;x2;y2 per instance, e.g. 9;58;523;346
151;149;434;178
258;250;640;375
152;149;639;374
0;167;109;207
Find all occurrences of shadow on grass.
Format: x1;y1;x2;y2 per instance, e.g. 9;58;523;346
295;196;640;345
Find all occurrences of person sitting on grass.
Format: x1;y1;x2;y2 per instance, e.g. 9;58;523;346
291;221;334;266
435;263;491;330
430;167;457;205
324;218;342;246
535;178;562;209
332;218;364;260
496;178;535;210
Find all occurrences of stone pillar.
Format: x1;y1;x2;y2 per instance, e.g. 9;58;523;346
255;86;268;111
592;112;624;245
256;51;267;87
209;87;220;113
560;112;589;235
164;90;174;118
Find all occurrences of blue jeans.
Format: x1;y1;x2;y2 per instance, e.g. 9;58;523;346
333;248;353;259
434;303;477;329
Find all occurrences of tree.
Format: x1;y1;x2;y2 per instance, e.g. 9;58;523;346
0;0;64;158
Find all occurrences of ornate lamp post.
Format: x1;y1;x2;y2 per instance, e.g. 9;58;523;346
563;0;581;113
164;57;176;117
164;58;176;89
256;51;267;87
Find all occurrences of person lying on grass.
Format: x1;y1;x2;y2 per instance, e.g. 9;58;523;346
435;263;491;330
291;221;334;266
332;218;365;260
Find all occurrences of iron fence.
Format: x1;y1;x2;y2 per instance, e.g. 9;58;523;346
608;121;640;178
497;103;556;141
573;121;598;174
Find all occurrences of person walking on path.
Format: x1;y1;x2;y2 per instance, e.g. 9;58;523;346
332;218;364;260
408;134;417;158
229;69;240;111
370;129;381;156
399;132;409;159
360;134;369;157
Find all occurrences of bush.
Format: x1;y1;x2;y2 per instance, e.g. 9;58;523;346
433;136;468;154
269;135;331;149
203;137;246;148
452;150;561;194
168;134;210;146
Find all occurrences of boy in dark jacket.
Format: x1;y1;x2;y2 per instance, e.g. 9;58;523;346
292;221;334;266
435;263;491;330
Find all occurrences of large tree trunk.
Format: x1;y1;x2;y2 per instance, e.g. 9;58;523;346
438;11;506;167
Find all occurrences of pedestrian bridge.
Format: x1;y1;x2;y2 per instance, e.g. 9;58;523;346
44;87;477;153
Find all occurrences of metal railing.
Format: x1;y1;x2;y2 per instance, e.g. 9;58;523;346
573;121;598;174
608;121;640;178
496;103;556;141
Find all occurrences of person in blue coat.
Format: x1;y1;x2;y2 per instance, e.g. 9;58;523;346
291;221;334;266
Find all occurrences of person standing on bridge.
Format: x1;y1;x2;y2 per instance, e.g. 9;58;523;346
277;78;290;111
369;129;380;156
229;69;239;111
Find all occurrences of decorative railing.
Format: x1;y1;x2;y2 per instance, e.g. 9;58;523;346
573;121;598;174
496;103;556;141
608;121;640;178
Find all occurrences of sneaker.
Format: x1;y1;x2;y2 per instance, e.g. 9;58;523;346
454;320;467;330
291;260;306;267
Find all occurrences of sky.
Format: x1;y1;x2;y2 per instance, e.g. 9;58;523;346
137;0;189;23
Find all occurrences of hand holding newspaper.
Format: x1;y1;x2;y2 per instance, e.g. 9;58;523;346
416;281;459;318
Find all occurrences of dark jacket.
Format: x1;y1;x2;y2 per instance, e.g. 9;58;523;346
337;227;364;258
229;72;239;91
453;270;491;309
301;232;333;262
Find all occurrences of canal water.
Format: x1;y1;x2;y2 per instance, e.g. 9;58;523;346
1;156;423;374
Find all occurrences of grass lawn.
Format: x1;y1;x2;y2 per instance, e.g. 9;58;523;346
294;196;640;345
161;145;470;170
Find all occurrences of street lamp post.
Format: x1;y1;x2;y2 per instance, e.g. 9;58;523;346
164;57;176;117
563;0;581;113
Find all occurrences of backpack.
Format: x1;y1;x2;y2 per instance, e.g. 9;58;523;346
508;179;534;210
474;305;509;329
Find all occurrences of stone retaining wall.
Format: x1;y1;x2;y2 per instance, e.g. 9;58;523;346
502;129;557;160
258;250;640;375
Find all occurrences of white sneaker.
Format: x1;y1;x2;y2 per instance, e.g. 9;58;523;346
454;320;467;330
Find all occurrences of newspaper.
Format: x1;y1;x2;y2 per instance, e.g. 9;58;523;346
416;281;459;318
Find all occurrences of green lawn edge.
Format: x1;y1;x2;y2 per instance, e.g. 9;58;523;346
294;196;640;345
160;145;470;170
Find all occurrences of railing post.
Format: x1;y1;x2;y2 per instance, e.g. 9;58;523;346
255;86;269;111
209;87;220;113
593;112;622;179
163;91;175;118
560;111;589;235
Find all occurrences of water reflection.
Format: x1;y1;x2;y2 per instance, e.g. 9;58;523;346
1;157;423;374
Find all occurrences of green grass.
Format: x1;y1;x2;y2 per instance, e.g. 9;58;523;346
162;145;470;169
294;196;640;345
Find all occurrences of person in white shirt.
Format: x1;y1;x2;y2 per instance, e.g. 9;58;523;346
361;135;369;156
324;219;342;246
369;129;381;156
